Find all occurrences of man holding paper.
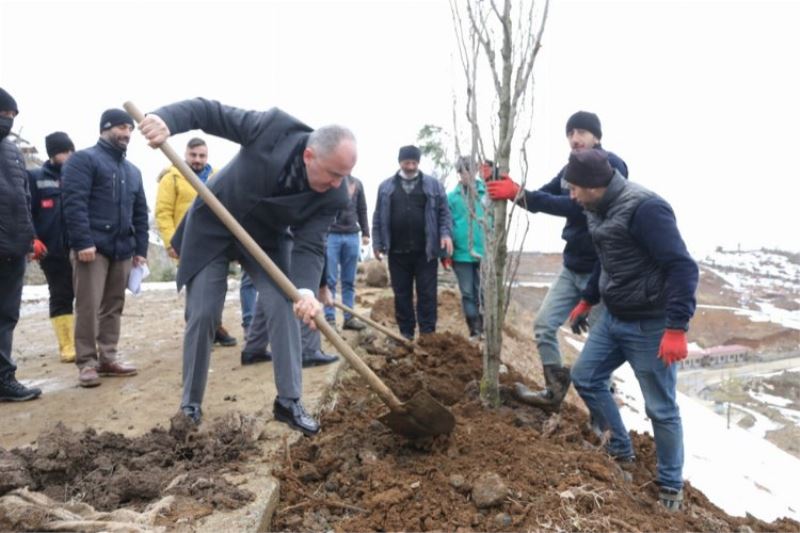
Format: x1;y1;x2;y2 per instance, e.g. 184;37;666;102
62;109;148;388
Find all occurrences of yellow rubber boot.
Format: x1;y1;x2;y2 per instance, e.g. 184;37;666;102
52;314;76;363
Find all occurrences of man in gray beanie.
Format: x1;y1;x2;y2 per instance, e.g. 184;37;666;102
566;147;698;512
0;87;42;402
372;145;453;340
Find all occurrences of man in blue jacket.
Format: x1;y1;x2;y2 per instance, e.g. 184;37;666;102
62;109;148;388
487;111;628;410
0;87;42;402
372;145;453;340
565;148;698;511
29;131;77;363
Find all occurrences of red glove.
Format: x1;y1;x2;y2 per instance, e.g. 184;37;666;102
440;257;453;270
568;300;592;334
658;329;688;366
486;177;521;201
32;239;48;260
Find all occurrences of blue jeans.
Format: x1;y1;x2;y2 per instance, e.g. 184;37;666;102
533;266;600;367
324;233;360;322
240;270;257;331
452;261;481;319
571;310;684;490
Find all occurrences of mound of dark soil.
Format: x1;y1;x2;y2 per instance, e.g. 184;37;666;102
3;411;259;513
273;327;799;532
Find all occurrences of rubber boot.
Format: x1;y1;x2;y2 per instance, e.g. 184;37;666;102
51;314;76;363
466;316;478;339
512;365;571;411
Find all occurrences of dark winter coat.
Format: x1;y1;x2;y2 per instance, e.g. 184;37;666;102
61;139;149;261
582;172;698;330
0;138;34;258
329;175;369;237
522;148;628;273
29;161;69;258
154;98;349;292
372;172;452;261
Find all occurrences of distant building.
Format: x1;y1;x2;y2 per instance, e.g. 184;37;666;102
679;344;752;371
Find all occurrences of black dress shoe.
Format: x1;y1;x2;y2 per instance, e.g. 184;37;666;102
214;326;237;347
241;350;272;365
301;350;339;368
273;398;320;436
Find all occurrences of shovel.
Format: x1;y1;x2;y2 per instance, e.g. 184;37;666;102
333;301;415;348
124;101;454;439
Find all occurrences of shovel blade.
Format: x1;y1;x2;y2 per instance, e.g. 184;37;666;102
378;390;455;438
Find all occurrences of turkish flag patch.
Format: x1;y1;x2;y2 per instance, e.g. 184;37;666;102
41;198;54;208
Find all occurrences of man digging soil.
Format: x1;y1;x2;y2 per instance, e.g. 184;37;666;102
138;98;355;436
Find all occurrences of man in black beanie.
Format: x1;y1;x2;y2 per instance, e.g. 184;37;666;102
485;110;628;411
0;87;42;402
28;132;77;364
566;147;698;512
372;145;453;340
62;109;148;388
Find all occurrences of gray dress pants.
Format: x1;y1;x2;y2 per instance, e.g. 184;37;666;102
181;247;303;412
243;289;320;358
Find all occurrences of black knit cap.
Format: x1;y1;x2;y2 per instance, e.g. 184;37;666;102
564;148;614;188
565;110;602;139
0;87;19;114
99;108;134;132
45;131;75;158
398;145;421;162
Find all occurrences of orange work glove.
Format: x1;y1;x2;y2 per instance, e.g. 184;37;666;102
32;239;48;260
568;300;593;334
486;177;521;201
658;329;688;366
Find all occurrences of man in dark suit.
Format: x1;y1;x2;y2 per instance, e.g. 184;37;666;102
139;99;354;436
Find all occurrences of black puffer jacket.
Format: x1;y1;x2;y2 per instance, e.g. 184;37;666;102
0;138;34;258
62;139;148;261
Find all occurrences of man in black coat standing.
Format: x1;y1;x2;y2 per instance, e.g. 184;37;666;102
0;87;42;402
139;98;354;436
29;131;77;363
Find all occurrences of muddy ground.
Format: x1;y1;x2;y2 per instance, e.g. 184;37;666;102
271;293;799;532
3;255;799;531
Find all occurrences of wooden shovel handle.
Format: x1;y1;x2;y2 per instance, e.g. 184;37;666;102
124;101;404;412
333;302;414;348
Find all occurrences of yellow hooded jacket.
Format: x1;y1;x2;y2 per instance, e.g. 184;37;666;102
154;164;214;251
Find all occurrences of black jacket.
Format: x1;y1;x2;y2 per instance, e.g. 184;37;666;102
29;161;69;257
329;175;369;237
0;138;34;258
154;98;349;292
62;139;148;261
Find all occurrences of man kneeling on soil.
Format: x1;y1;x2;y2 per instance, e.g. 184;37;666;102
565;148;698;511
139;98;354;436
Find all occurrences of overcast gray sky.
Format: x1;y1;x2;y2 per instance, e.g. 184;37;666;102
2;0;798;257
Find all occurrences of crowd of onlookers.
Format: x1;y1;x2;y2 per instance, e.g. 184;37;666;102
1;88;697;511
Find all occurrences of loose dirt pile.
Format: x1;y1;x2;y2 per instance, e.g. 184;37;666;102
1;411;262;530
272;306;799;532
